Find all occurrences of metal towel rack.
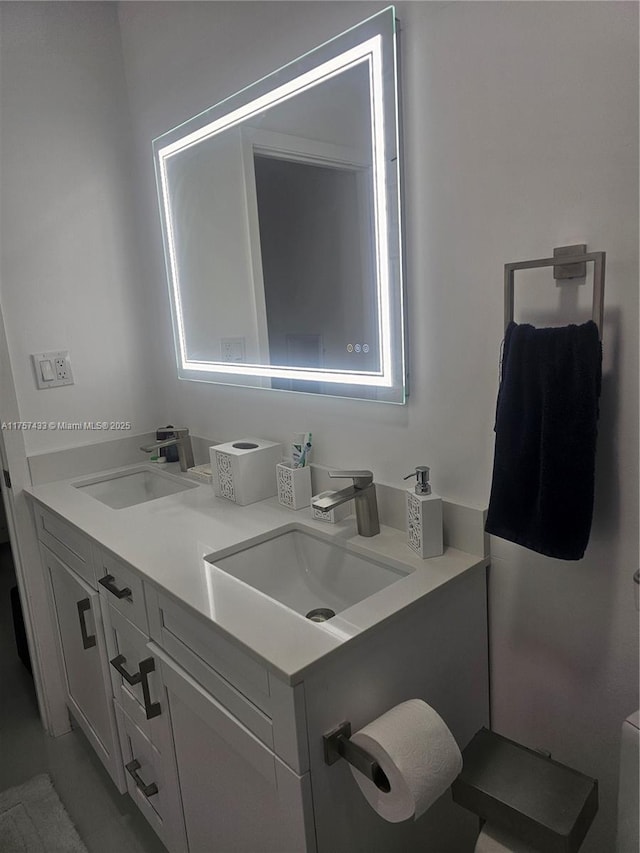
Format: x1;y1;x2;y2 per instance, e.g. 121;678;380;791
504;244;606;337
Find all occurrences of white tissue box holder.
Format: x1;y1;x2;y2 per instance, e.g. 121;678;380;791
211;439;282;506
311;491;351;524
276;462;311;510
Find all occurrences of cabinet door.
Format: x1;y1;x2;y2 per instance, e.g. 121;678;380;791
156;646;316;853
44;545;124;790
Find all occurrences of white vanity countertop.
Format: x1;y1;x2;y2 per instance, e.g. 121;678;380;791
25;464;486;684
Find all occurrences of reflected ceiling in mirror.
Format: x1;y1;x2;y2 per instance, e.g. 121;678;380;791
154;7;406;403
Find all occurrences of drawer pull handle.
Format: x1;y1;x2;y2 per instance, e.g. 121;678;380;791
76;598;97;650
98;574;132;600
125;759;158;798
110;654;141;685
110;656;162;720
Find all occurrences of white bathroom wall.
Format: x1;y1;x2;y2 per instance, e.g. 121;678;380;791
0;1;162;455
412;8;638;852
118;3;638;850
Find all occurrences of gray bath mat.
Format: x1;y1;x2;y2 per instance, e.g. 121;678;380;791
0;774;88;853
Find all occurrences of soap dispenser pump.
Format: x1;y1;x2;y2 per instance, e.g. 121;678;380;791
404;466;443;559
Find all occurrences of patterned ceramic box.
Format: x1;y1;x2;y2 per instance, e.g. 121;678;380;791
210;439;282;506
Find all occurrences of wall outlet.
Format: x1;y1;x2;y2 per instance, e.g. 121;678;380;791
54;356;70;381
31;350;74;389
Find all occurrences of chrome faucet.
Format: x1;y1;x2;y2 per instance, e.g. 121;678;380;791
140;428;194;473
311;470;380;537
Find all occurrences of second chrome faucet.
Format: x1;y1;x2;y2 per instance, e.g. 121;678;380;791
311;470;380;537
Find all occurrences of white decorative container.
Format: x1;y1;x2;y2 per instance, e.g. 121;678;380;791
210;439;282;506
276;463;312;510
311;491;352;524
407;492;443;559
405;466;443;559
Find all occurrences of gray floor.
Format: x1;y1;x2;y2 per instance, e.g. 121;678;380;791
0;542;168;853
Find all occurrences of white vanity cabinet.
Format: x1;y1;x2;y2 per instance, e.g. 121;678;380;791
35;507;125;792
29;493;489;853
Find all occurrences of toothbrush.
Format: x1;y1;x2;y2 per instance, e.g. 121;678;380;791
298;433;312;467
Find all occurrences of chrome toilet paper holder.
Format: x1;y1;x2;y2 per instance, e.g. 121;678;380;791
323;721;391;792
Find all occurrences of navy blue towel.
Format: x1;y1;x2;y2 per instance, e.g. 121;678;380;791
485;321;602;560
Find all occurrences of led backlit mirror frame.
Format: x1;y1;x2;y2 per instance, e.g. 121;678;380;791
154;7;406;403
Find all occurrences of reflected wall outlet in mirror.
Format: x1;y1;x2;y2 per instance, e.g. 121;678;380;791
154;6;406;403
221;337;246;363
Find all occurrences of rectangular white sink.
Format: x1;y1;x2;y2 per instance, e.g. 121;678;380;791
206;527;412;620
73;466;198;509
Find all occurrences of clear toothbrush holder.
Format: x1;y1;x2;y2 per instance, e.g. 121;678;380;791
276;462;312;510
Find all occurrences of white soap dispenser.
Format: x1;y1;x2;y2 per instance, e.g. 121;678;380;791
404;466;443;559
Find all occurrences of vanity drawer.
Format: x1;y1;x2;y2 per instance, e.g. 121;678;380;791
34;506;93;587
95;547;148;633
103;604;164;745
114;703;186;853
146;587;273;745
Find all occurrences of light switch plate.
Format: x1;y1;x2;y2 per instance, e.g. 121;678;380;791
31;351;74;389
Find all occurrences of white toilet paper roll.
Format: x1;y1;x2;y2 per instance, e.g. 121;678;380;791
349;699;462;823
474;824;540;853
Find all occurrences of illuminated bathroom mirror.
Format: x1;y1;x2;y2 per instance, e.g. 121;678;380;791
154;7;406;403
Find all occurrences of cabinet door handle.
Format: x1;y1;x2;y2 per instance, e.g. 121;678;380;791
98;574;132;600
110;656;162;719
76;598;97;650
139;657;162;720
110;654;141;685
125;759;158;798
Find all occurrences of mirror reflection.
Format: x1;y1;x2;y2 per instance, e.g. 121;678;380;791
155;7;406;402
